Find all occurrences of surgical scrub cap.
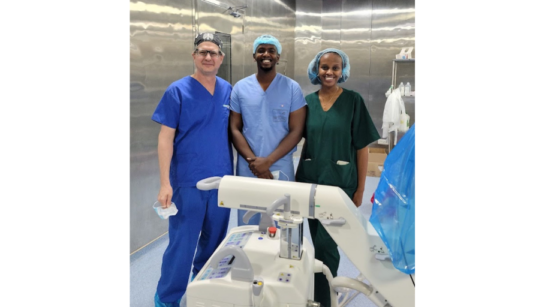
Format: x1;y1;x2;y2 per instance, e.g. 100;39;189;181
194;32;223;50
253;34;282;55
307;48;351;85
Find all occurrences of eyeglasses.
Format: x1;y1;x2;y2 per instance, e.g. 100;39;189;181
195;49;222;58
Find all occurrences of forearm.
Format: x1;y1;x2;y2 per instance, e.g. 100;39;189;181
231;129;256;160
266;130;303;165
265;106;306;165
158;136;173;187
229;111;256;160
356;147;369;191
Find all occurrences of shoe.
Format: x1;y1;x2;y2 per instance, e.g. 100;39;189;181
154;292;182;307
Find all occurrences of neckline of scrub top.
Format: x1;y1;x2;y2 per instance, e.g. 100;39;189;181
253;73;280;94
317;87;345;113
189;75;218;97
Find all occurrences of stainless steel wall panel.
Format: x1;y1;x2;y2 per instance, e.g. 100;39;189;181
294;0;322;96
320;0;341;48
230;25;245;85
229;0;247;85
340;0;373;109
130;0;195;253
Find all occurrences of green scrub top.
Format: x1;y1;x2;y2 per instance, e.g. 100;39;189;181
295;88;380;196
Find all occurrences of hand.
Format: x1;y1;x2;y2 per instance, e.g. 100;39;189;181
257;170;274;180
158;185;173;208
247;157;273;177
352;189;364;208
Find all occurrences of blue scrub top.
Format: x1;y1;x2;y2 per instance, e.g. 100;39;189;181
230;73;306;180
152;76;234;187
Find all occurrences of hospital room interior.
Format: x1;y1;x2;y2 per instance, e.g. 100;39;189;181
130;0;415;306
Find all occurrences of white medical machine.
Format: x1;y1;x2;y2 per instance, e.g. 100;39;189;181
186;176;414;307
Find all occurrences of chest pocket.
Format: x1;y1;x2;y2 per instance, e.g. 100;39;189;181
272;108;288;122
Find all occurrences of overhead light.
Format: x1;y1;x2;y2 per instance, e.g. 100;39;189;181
201;0;222;6
199;0;247;18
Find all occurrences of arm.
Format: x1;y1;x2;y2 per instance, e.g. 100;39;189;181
352;146;369;207
229;110;257;162
157;125;176;208
248;106;307;176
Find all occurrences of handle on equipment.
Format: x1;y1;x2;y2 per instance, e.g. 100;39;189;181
196;176;222;190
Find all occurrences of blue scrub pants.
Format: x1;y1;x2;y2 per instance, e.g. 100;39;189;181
156;187;230;305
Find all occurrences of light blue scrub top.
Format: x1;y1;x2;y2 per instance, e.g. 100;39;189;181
152;76;234;187
230;73;306;181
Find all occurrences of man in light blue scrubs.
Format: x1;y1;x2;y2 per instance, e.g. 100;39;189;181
151;33;233;307
229;34;307;226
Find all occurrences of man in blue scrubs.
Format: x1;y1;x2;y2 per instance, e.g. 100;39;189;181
151;33;233;307
229;34;307;226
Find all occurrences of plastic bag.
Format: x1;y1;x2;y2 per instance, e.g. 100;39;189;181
397;90;410;133
399;113;410;133
369;124;415;274
381;88;407;139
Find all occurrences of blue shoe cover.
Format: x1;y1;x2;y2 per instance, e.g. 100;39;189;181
154;292;181;307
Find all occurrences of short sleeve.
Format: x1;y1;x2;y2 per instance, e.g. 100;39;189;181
352;93;380;149
230;85;241;113
151;87;181;129
302;93;315;140
290;82;307;113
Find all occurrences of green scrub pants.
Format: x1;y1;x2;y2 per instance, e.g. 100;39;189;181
308;218;340;307
309;186;355;307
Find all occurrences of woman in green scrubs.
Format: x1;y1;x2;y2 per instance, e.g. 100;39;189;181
295;48;380;307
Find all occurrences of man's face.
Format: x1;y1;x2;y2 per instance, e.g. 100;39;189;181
253;44;280;72
192;41;224;75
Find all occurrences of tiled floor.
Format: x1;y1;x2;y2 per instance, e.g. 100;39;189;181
131;176;381;307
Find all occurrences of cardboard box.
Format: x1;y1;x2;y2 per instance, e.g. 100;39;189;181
367;147;387;177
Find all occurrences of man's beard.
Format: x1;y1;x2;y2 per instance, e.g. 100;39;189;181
260;64;274;72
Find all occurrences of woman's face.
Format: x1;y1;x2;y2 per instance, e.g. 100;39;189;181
318;53;343;88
